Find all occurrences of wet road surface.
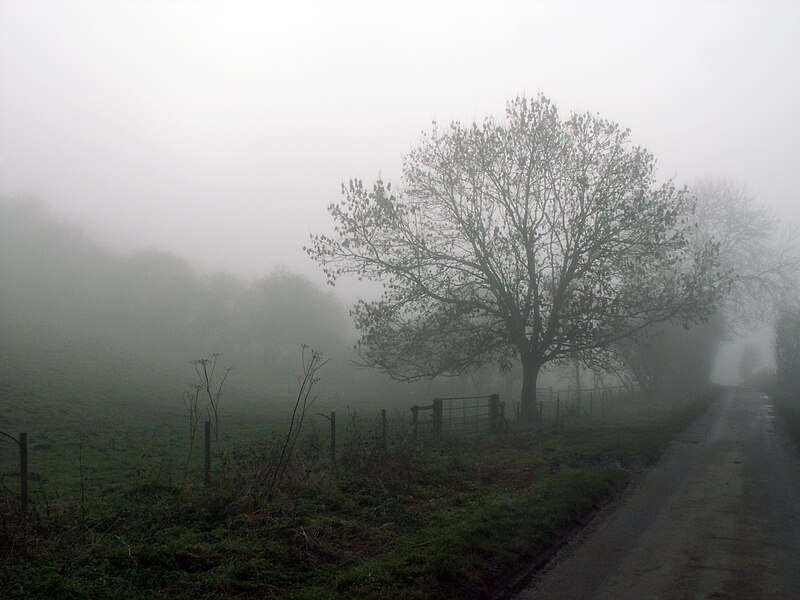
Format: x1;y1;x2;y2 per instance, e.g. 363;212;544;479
513;388;800;600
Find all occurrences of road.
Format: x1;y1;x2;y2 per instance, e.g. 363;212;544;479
513;388;800;600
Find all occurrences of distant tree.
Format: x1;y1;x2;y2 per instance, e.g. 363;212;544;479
107;249;201;350
691;178;799;325
190;272;248;355
244;270;348;372
307;95;724;420
614;314;726;394
618;179;799;393
738;343;762;384
776;304;800;391
0;198;113;318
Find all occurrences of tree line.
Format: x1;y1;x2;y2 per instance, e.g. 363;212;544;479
0;199;352;402
0;199;504;408
3;96;797;412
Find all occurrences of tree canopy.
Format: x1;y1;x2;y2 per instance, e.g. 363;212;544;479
308;95;725;419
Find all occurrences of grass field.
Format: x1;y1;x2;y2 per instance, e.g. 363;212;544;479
1;383;714;599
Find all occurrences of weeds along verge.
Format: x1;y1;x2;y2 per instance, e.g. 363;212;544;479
0;391;713;599
769;386;800;441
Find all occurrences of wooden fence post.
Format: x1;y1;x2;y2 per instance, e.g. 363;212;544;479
204;421;211;485
489;394;500;432
19;432;28;514
433;398;443;436
411;405;419;440
380;409;387;450
330;411;336;464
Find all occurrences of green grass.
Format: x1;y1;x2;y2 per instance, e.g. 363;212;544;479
768;382;800;441
1;390;714;599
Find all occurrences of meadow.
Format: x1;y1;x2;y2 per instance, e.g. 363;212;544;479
1;359;714;599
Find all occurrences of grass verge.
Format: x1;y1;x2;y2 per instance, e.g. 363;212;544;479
769;385;800;441
1;391;713;599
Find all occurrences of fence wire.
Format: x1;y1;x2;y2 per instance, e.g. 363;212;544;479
1;385;639;511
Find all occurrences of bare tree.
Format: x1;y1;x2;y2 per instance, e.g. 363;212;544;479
692;178;799;325
617;179;799;393
307;95;724;421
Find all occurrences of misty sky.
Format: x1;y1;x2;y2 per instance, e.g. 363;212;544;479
1;0;799;289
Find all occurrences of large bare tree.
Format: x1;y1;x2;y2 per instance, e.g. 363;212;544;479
307;96;724;420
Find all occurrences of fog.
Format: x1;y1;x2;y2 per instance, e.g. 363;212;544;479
2;1;798;277
1;0;799;384
5;5;800;594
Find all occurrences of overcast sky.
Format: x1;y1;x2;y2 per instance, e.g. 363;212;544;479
1;0;798;289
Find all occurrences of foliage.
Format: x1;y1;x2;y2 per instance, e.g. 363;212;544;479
308;95;724;418
776;303;800;391
1;196;595;415
0;198;357;401
616;313;726;394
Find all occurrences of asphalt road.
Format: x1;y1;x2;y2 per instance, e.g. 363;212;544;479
513;388;800;600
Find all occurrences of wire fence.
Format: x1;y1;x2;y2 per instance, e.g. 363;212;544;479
1;384;640;513
504;385;637;421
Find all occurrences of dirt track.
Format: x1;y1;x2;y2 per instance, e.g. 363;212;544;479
513;388;800;600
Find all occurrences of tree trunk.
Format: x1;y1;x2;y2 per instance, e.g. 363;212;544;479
519;357;542;422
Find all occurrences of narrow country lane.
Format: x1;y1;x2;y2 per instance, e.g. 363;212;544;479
513;388;800;600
